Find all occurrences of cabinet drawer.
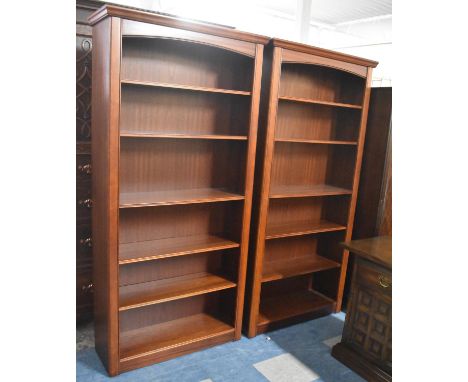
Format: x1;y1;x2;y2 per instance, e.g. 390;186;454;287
76;155;92;182
355;259;391;297
77;222;92;265
77;265;94;308
77;181;92;220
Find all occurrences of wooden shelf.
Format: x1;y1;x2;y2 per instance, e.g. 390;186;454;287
120;313;235;361
120;188;245;208
269;184;352;199
262;255;340;282
119;273;236;310
275;138;357;145
266;220;347;240
121;132;248;141
119;234;239;264
278;95;362;109
122;79;251;96
257;289;335;327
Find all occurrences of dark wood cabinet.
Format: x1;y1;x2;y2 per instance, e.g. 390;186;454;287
76;0;102;324
332;236;392;381
244;39;378;338
343;87;392;308
89;4;268;375
352;87;392;239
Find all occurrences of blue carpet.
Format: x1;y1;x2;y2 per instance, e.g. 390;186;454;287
76;313;364;382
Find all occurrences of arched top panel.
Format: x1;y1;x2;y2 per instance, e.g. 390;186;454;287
279;62;366;107
281;48;368;78
121;34;255;92
122;19;256;57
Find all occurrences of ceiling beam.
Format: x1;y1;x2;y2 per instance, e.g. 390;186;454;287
336;14;392;26
296;0;312;42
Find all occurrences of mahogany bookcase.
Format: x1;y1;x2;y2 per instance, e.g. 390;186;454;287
89;5;267;375
245;39;378;337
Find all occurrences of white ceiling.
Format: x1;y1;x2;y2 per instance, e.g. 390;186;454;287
255;0;392;26
309;0;391;25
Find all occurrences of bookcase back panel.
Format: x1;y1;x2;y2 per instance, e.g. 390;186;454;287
260;275;311;299
119;250;237;286
316;231;346;263
279;64;365;105
119;202;242;244
313;268;341;299
276;102;361;141
122;37;253;91
269;143;356;189
119;291;234;332
267;196;350;228
264;236;319;262
120;139;246;194
121;85;250;136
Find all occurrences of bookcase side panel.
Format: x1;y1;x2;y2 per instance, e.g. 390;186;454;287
91;16;121;376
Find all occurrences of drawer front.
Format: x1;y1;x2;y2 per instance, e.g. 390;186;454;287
355;259;391;297
343;263;392;372
76;155;92;182
76;222;92;265
77;181;92;220
77;265;94;320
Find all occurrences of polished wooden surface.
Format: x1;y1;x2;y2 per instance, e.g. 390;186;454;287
119;234;239;264
120;312;235;361
245;41;376;337
122;20;256;57
91;15;121;375
262;255;340;282
258;289;335;330
269;184;352;198
119;273;236;310
266;219;346;240
120;84;249;137
333;237;392;381
271;38;378;68
90;5;265;374
341;236;392;269
281;49;368;78
120;188;245;208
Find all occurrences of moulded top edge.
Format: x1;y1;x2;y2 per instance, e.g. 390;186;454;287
88;4;270;45
271;38;378;68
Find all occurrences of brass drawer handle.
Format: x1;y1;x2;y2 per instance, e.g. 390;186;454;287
82;282;94;293
80;237;92;247
79;199;93;208
78;164;92;174
378;275;391;288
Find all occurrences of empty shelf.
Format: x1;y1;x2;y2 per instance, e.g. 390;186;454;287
119;234;240;264
122;79;251;96
120;188;245;208
275;138;357;145
266;219;347;240
262;255;340;282
120;313;235;361
278;95;362;109
120;133;248;140
119;273;236;310
257;290;335;327
269;184;352;199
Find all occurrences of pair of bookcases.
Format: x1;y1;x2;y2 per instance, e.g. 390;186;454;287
89;5;377;375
